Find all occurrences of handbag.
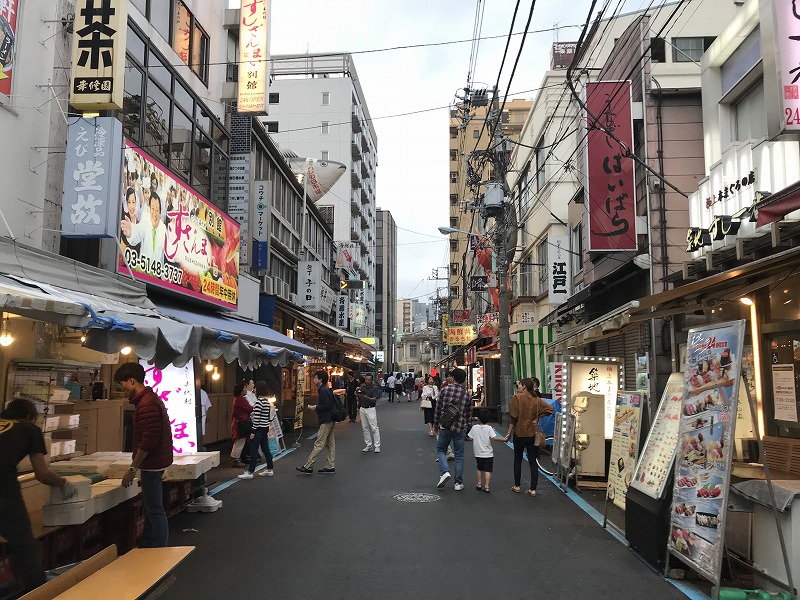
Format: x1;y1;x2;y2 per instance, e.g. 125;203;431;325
534;430;546;448
236;419;252;438
420;396;432;409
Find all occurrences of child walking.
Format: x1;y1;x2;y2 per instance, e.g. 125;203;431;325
466;409;508;493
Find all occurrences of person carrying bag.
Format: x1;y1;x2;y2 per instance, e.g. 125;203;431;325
420;376;438;437
507;378;554;496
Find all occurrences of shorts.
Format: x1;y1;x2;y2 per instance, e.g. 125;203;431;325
475;457;494;472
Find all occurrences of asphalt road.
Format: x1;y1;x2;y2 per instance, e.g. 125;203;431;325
162;397;688;600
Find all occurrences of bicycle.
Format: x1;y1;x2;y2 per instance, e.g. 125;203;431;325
536;436;557;476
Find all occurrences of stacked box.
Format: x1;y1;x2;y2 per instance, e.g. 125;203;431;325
42;497;96;526
61;440;76;455
194;451;221;467
49;441;63;458
55;414;80;429
90;484;121;512
48;475;92;505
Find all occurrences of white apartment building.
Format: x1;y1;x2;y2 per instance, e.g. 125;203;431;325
264;53;378;338
396;299;429;334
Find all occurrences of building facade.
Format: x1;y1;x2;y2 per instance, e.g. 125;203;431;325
375;209;397;368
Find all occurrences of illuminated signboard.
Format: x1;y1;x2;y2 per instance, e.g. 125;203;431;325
141;360;197;455
237;0;269;113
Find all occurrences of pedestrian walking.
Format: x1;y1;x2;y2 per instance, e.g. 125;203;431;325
296;371;336;474
395;373;404;399
386;373;396;402
230;381;253;464
357;373;381;453
115;362;174;548
420;376;439;436
507;378;554;496
238;381;276;479
0;399;79;594
404;373;415;401
434;368;473;490
466;409;508;493
345;371;359;422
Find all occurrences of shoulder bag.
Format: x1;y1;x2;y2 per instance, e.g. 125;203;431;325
440;403;460;428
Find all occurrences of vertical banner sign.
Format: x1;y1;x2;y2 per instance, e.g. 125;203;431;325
237;0;269;113
172;1;191;63
61;117;123;237
773;0;800;133
584;81;636;251
0;0;18;97
631;373;685;500
141;360;197;455
298;261;321;312
319;283;335;315
667;321;746;587
70;0;127;111
607;391;643;511
228;153;250;265
335;242;358;269
336;294;349;329
441;313;448;342
547;235;572;305
118;140;241;309
294;366;304;430
252;179;270;271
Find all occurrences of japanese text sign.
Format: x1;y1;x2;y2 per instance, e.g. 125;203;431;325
141;360;197;455
447;326;475;346
252;179;270;271
336;294;349;329
774;0;800;132
61;117;123;237
319;283;335;314
0;0;18;97
567;358;621;438
118;140;240;309
70;0;127;110
547;235;572;305
350;302;366;327
237;0;269;113
585;81;636;251
298;260;321;312
227;153;250;265
335;242;358;269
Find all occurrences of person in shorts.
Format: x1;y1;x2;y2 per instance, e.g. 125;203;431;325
466;409;508;493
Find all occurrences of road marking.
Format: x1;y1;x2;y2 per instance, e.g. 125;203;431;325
208;448;296;496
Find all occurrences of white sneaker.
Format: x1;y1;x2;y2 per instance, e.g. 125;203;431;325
362;446;373;452
238;471;253;479
437;472;451;488
258;469;274;477
454;482;465;491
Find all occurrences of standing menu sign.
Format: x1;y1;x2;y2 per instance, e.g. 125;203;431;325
607;391;643;510
667;321;745;586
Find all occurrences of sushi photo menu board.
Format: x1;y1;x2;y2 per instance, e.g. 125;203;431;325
666;320;745;586
630;374;684;500
607;391;643;510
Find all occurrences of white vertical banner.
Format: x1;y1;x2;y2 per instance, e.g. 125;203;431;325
228;153;250;265
547;235;572;305
336;294;350;329
319;283;335;314
141;360;197;455
298;260;321;312
237;0;270;113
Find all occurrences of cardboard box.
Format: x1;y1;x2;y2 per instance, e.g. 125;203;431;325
42;497;96;526
49;474;92;505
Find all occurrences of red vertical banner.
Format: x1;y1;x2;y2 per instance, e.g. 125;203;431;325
585;81;636;251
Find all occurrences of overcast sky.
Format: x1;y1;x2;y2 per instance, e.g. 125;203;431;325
258;0;649;304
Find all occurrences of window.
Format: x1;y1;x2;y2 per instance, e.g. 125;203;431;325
537;241;548;295
322;92;330;105
149;0;171;42
269;93;280;104
450;172;458;183
321;121;330;135
449;149;458;162
410;344;418;358
265;121;278;133
123;61;144;142
571;223;583;275
473;129;480;138
734;83;767;142
450;127;458;139
450;194;459;205
450;240;458;253
321;151;329;161
191;22;209;81
651;37;666;63
450;217;458;228
672;37;716;62
450;286;460;298
450;262;459;276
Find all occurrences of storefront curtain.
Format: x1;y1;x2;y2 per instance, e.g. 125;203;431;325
513;326;553;393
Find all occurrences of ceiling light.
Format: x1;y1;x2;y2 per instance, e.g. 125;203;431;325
205;361;214;372
0;315;13;347
120;346;132;355
740;297;754;306
211;367;221;381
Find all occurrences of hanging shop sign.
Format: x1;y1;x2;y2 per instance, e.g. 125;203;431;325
350;302;366;327
61;117;123;237
335;242;358;270
771;0;800;135
584;81;636;252
298;260;321;312
319;283;335;315
514;303;537;328
287;158;347;202
630;373;684;500
251;179;270;271
141;360;197;455
547;235;572;305
441;313;448;342
477;312;499;339
172;1;191;64
237;0;270;113
70;0;127;111
469;275;488;292
336;294;349;329
453;309;471;324
0;0;18;97
667;320;745;587
607;391;643;511
118;140;240;309
446;326;475;346
228;153;250;266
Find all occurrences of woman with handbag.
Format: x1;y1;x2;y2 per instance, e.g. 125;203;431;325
507;378;554;496
420;376;439;436
230;381;253;465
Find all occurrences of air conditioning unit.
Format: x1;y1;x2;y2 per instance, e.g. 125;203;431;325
260;276;274;295
288;292;298;305
279;280;290;300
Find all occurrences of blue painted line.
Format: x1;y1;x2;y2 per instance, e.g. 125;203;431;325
208;447;296;496
308;432;318;440
500;440;710;600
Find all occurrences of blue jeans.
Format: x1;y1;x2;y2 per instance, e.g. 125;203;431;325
437;429;466;483
248;428;274;473
140;470;168;548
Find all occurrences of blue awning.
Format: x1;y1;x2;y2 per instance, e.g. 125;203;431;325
155;304;322;357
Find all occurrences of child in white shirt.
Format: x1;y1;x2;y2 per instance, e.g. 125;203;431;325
466;409;508;493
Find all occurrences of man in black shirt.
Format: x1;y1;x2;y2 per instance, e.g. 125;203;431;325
0;399;77;593
345;371;359;423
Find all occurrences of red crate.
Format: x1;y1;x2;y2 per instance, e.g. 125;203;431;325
180;480;192;505
0;547;18;595
43;527;78;569
77;515;103;560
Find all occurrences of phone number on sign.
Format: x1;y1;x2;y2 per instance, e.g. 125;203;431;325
124;247;183;285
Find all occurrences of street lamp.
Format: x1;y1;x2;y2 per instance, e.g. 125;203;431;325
438;225;513;425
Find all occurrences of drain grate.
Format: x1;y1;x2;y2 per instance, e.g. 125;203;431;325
393;492;440;503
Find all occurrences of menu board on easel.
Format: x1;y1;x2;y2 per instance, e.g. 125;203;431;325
607;391;643;510
666;320;745;587
295;366;305;430
630;373;684;500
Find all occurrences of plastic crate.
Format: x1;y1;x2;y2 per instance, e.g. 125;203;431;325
162;482;183;517
77;514;103;560
42;526;79;569
180;480;192;505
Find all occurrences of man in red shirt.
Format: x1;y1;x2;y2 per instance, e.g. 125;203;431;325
114;362;173;548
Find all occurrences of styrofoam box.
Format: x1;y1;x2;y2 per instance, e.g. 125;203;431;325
90;484;121;512
56;414;80;428
42;496;96;526
49;441;63;458
164;462;204;481
49;475;92;505
194;451;221;467
61;440;76;455
38;416;60;432
95;478;139;502
50;461;112;479
49;387;71;402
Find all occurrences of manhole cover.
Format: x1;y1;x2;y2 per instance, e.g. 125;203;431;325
393;492;440;503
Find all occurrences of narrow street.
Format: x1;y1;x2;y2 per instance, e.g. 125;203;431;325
164;399;687;600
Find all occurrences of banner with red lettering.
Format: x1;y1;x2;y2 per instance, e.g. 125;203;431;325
585;81;636;251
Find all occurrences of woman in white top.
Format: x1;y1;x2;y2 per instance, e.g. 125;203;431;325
244;379;258;407
420;376;440;436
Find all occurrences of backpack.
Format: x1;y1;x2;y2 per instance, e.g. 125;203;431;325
330;392;347;422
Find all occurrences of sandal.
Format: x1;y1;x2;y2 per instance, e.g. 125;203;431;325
475;484;483;491
484;488;491;493
511;486;521;493
525;489;538;497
